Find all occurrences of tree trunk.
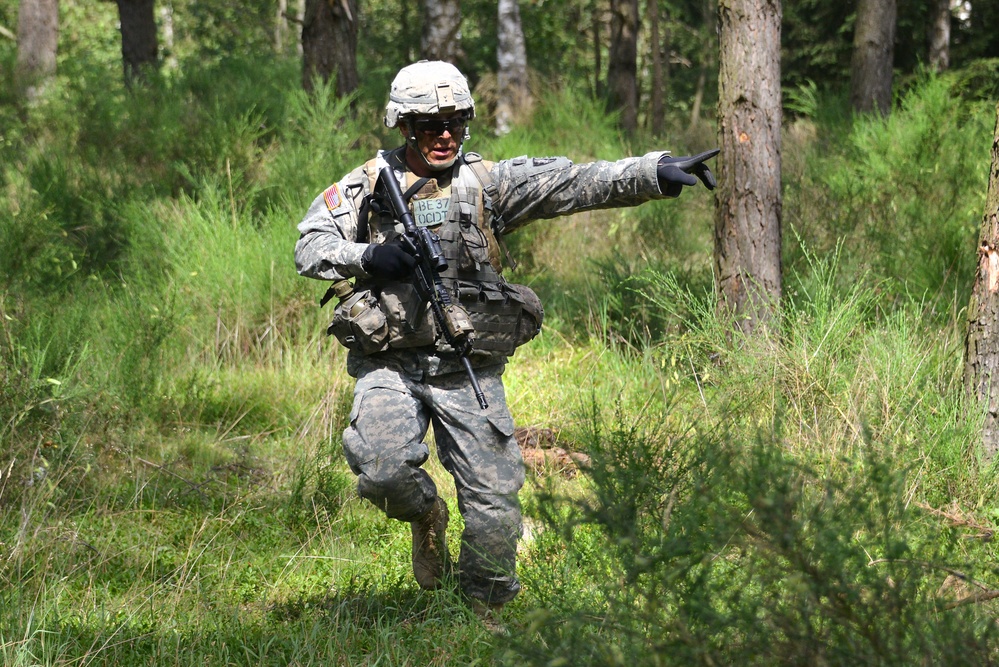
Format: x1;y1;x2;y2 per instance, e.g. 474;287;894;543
421;0;463;64
715;0;783;334
496;0;532;135
302;0;359;97
664;7;672;115
276;0;288;53
297;0;305;57
690;63;706;130
963;105;999;459
115;0;158;86
648;0;664;136
15;0;59;100
850;0;896;115
592;5;602;98
608;0;639;132
160;1;176;70
928;0;950;72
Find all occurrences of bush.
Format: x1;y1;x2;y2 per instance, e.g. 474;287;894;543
514;410;997;666
786;72;992;310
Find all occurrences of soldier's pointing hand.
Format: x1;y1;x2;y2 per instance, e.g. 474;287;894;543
657;148;720;195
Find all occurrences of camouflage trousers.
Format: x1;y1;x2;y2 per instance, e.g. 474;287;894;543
342;361;526;605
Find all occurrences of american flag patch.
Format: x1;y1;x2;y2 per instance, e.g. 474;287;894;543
323;184;342;211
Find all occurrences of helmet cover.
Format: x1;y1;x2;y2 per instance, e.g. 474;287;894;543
384;60;475;128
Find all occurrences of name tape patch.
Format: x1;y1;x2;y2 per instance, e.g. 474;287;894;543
411;197;450;228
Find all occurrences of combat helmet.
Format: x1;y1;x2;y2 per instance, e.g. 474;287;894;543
384;60;475;129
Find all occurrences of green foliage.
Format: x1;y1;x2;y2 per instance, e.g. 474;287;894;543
357;0;423;86
0;53;344;497
271;75;372;203
5;158;129;292
951;2;999;65
515;414;996;666
179;0;277;61
785;72;992;309
56;1;122;74
949;58;999;102
781;0;854;91
783;78;821;118
781;0;996;94
478;83;625;162
0;294;91;463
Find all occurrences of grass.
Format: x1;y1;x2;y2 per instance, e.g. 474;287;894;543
3;55;999;664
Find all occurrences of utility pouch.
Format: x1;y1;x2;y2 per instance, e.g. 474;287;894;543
377;282;437;349
451;281;544;355
325;281;390;354
510;283;544;347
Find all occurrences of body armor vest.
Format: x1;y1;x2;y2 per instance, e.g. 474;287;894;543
326;150;542;358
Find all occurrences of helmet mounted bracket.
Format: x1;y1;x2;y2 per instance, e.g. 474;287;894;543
435;81;456;113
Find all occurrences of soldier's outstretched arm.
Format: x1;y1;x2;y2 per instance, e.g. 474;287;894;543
489;150;717;233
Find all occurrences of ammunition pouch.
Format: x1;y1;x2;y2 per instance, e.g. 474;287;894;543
377;282;436;349
450;280;543;356
326;284;390;354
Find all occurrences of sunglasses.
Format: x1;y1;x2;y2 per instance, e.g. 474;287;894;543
412;117;468;136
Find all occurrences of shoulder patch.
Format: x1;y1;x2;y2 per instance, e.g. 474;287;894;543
322;184;343;211
532;158;557;167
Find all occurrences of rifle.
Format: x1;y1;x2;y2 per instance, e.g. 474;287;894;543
374;165;489;410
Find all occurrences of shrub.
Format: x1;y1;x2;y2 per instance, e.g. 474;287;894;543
515;411;997;666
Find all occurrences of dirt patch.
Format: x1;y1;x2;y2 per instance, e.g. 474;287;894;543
515;426;590;479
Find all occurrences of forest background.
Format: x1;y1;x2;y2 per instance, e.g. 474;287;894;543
3;0;999;664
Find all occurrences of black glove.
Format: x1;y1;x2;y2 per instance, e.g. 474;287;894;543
657;148;720;196
361;243;416;280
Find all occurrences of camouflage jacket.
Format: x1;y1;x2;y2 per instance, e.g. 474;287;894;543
294;147;672;377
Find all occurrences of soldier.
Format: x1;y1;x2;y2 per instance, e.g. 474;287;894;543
294;60;717;620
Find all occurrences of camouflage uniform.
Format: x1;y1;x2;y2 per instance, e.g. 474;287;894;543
295;145;673;604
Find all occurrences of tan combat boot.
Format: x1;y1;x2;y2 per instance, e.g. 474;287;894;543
410;497;452;590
